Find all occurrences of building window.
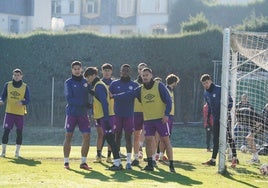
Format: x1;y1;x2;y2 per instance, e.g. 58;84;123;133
120;29;133;35
69;0;75;13
83;0;100;18
139;0;167;13
117;0;135;17
152;26;166;35
52;0;61;15
9;19;19;34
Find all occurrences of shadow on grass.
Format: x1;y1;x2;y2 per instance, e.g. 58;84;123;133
69;165;203;186
222;169;259;188
8;157;42;166
159;160;196;171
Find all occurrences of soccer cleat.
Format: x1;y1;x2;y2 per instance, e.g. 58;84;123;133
108;164;123;171
138;151;143;159
159;156;168;162
80;163;92;170
152;160;157;167
231;158;237;168
143;165;154;171
101;154;106;158
93;156;102;163
202;159;216;166
126;163;132;170
131;159;139;166
207;149;212;152
0;153;6;158
248;158;260;164
64;162;70;170
155;153;159;161
106;156;113;163
169;166;176;173
119;153;127;159
15;154;21;159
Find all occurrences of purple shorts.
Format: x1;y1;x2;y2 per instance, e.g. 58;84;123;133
65;115;91;133
114;116;134;134
95;115;115;129
98;117;115;134
168;116;174;134
134;112;143;131
144;119;170;137
2;113;24;130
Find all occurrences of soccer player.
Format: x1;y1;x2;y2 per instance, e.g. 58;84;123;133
200;74;237;167
203;103;213;152
0;69;30;158
132;62;147;166
63;61;91;170
158;74;180;161
237;107;263;163
234;94;254;147
84;66;123;171
109;64;139;170
112;68;175;173
94;63;114;163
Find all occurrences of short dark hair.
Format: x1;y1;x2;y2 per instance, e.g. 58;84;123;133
84;67;98;77
101;63;113;70
71;61;82;68
166;74;179;85
121;64;131;69
200;74;212;82
13;68;22;74
138;62;147;69
141;67;152;73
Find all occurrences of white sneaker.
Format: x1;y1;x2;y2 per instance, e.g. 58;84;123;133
247;158;260;164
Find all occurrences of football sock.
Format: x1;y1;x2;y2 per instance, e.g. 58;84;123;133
64;157;69;163
1;144;6;154
81;156;87;164
127;153;131;163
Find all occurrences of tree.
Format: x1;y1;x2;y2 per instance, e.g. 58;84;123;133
235;11;268;32
180;12;209;33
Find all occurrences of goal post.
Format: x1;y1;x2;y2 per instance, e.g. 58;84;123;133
219;28;268;173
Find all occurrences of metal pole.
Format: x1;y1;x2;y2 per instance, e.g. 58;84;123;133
51;77;54;127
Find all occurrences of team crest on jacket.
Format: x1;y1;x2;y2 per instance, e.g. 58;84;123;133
129;86;133;90
10;91;20;97
213;94;216;97
144;93;155;101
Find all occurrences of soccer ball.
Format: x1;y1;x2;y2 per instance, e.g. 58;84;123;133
240;145;248;153
260;164;268;175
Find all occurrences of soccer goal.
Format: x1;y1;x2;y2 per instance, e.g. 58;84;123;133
219;28;268;173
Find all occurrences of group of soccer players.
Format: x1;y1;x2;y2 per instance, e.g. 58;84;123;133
63;61;180;173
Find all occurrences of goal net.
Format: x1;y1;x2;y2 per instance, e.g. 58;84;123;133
219;28;268;173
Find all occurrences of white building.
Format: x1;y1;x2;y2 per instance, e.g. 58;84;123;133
0;0;170;35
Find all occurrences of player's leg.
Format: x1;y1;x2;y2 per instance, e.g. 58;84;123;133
143;121;156;171
132;113;143;166
157;121;175;173
114;116;126;159
94;119;103;162
14;114;24;158
1;113;15;157
63;115;75;169
78;115;91;170
124;117;134;170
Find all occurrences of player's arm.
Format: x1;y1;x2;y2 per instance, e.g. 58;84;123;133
19;85;30;105
95;84;109;120
0;83;8;105
159;82;171;123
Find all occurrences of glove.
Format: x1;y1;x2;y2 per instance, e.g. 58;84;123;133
104;120;112;132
